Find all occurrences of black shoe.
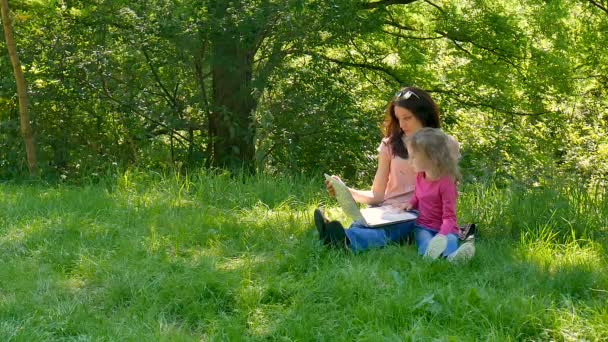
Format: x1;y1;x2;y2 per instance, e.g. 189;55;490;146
324;221;348;248
458;223;477;241
314;208;329;244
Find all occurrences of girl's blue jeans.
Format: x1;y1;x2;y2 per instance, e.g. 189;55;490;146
414;226;459;257
344;220;459;256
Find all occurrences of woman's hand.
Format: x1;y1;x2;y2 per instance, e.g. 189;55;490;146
324;175;342;198
324;179;336;197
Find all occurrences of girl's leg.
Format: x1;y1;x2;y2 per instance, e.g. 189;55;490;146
415;227;436;255
442;234;460;257
447;240;475;263
345;220;416;253
415;228;471;261
423;232;458;259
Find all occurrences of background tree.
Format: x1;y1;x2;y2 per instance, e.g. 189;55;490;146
0;0;606;185
1;0;37;175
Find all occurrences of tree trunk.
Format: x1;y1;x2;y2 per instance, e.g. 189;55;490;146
1;0;37;175
207;2;257;173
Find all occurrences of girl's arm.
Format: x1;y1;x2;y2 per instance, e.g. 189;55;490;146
349;149;391;205
438;180;458;236
396;194;417;210
409;192;419;209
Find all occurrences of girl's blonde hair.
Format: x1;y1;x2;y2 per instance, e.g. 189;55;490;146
407;128;461;180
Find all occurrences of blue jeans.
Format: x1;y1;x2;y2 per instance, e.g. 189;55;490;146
414;225;459;257
345;220;416;253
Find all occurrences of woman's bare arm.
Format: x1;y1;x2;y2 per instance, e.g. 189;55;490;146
349;150;390;205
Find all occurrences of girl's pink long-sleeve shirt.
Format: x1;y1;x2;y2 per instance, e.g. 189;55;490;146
409;172;459;236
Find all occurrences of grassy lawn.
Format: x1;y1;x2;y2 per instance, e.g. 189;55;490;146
1;171;607;340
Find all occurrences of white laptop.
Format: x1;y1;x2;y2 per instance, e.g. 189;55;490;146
324;174;418;227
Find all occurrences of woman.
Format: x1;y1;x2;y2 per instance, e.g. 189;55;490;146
315;86;461;252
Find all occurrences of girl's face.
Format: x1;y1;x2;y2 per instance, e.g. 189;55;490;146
394;106;424;136
408;145;434;174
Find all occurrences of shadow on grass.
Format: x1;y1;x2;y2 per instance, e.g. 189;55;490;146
0;184;252;339
229;235;608;340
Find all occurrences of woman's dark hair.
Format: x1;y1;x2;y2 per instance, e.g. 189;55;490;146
383;86;441;159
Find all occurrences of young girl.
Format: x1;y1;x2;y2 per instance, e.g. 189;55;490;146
401;127;475;262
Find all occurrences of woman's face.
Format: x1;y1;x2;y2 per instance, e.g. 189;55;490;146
394;106;424;136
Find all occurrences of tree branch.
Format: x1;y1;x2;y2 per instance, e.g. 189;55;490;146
588;0;608;15
449;38;474;55
387;14;526;72
141;47;177;109
99;72;195;144
429;88;555;117
383;20;416;31
381;29;444;40
459;100;554;116
423;0;445;14
309;53;405;84
434;30;526;75
363;0;420;10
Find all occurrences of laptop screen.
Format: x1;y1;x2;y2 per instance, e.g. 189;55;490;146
324;174;366;224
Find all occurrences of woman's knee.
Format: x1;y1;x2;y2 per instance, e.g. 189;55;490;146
349;221;367;230
386;221;416;243
345;227;388;253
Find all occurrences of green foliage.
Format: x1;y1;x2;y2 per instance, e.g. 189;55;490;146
458;178;608;241
0;172;607;339
255;57;383;182
0;0;607;185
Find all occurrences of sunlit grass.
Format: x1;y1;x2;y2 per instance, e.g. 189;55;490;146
0;171;606;340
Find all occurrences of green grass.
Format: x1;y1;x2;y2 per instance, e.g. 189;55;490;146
1;171;607;340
